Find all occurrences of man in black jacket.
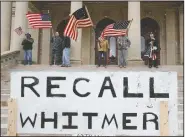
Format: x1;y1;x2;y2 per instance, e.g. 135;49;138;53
21;33;34;65
61;35;71;67
50;32;63;65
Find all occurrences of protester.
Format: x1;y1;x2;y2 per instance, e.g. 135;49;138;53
61;34;71;67
97;37;109;68
144;32;159;68
50;32;63;65
21;33;34;65
117;35;131;68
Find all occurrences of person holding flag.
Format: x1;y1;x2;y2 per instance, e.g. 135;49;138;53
100;19;133;68
117;35;131;68
21;33;34;65
50;32;63;65
63;5;93;41
144;32;159;68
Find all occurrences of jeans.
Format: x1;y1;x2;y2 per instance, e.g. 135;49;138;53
24;50;32;65
51;49;62;65
62;48;70;65
118;49;128;66
98;51;107;66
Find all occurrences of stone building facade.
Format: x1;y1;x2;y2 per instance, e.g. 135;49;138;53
1;1;184;65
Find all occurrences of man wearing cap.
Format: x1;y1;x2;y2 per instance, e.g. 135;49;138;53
21;33;34;65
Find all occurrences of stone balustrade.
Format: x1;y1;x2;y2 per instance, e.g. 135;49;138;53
1;50;20;70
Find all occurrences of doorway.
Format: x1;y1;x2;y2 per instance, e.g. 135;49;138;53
95;18;118;65
141;17;160;65
56;19;69;37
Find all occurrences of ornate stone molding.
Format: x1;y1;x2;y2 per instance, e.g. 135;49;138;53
178;4;184;12
1;50;20;70
141;13;162;29
165;7;178;12
29;2;40;12
12;7;15;17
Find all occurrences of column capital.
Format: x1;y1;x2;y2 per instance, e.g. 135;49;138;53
165;8;177;12
178;4;184;12
29;2;40;12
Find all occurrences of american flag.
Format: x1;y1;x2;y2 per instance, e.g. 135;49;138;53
64;6;93;41
26;13;52;28
14;27;23;36
100;20;131;39
152;54;157;60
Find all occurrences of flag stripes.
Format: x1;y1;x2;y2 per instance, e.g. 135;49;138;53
64;6;93;41
100;20;131;39
113;20;130;29
26;13;52;28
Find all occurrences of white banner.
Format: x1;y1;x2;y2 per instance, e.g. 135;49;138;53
11;71;178;136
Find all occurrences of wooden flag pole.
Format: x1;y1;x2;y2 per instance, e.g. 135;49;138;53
126;18;133;36
127;18;133;30
84;5;93;26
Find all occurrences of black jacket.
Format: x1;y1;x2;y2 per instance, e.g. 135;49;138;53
22;38;34;50
63;36;71;49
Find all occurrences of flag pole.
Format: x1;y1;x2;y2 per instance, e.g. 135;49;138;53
84;5;95;31
126;18;133;36
127;18;133;31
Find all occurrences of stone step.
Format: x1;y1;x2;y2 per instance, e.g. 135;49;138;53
1;89;10;94
1;107;8;114
1;93;10;106
178;130;183;136
1;124;7;136
178;122;183;131
178;91;183;97
178;80;183;84
178;87;183;92
178;104;183;111
178;97;183;104
178;112;183;119
1;116;8;124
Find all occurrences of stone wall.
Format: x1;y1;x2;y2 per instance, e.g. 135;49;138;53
1;50;20;70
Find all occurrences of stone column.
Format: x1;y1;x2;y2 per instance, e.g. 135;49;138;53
1;2;12;53
127;2;142;64
70;2;82;65
40;29;51;64
10;2;28;51
166;9;177;65
179;7;184;64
